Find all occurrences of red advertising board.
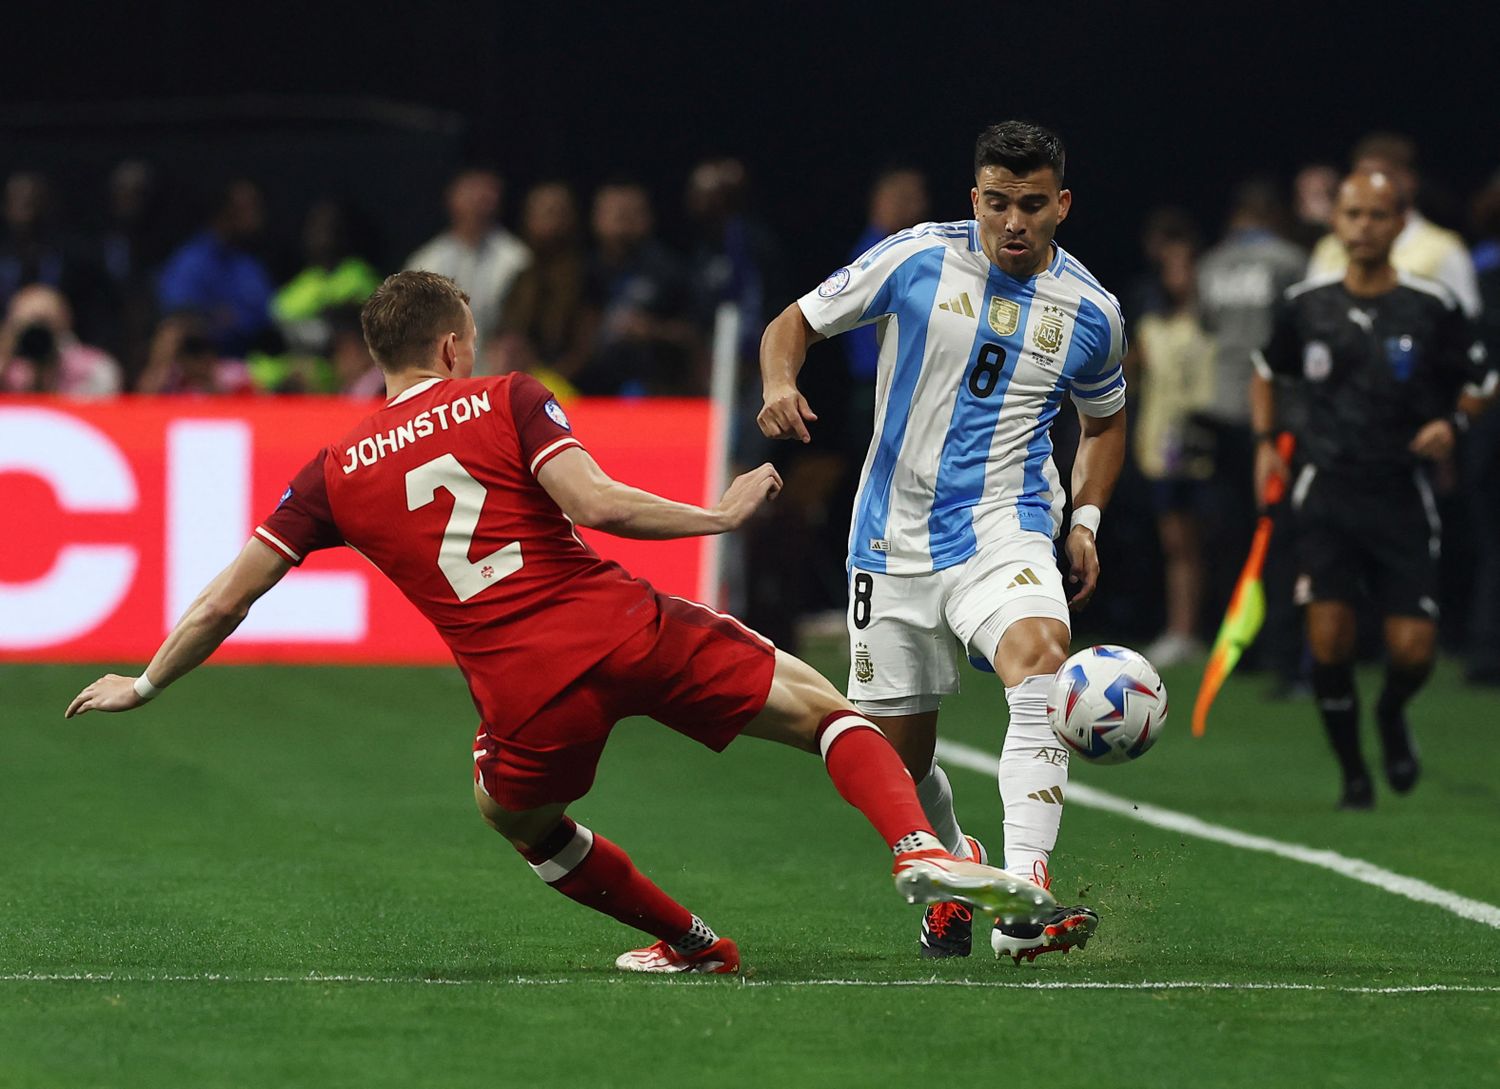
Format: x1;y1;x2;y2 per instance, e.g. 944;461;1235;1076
0;396;715;663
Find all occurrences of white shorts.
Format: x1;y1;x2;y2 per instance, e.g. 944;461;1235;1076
846;523;1070;704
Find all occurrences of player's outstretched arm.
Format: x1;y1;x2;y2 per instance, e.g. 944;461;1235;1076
64;540;292;718
538;447;782;540
757;303;823;443
1066;407;1126;608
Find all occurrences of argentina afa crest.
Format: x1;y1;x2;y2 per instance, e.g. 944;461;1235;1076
1033;304;1067;355
988;297;1020;337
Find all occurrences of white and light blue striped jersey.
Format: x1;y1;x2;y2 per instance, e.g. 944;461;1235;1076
798;220;1126;576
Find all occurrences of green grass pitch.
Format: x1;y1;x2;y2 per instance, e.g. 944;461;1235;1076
3;650;1498;1088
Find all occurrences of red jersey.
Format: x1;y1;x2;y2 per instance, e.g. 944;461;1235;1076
256;374;659;728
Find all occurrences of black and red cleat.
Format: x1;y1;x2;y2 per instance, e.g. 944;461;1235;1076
920;901;976;958
992;905;1099;964
918;836;989;958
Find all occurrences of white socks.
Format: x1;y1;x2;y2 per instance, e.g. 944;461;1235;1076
903;674;1066;877
915;762;974;858
998;674;1068;884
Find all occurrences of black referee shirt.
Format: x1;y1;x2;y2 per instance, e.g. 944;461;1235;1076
1254;273;1492;477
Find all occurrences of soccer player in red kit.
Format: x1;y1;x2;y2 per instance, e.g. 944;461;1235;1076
66;271;1053;974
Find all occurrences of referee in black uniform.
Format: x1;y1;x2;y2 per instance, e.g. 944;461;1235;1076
1250;171;1494;809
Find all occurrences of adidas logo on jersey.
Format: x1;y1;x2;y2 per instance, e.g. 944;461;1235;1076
1006;567;1043;590
937;292;975;318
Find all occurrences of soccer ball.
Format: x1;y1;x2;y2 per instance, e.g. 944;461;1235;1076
1046;645;1167;765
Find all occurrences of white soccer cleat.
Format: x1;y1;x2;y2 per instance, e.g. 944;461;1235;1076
613;937;740;975
892;850;1056;925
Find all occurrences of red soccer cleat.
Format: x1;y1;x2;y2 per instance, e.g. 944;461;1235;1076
614;937;740;975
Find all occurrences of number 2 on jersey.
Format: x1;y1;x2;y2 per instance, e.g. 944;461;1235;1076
405;453;522;602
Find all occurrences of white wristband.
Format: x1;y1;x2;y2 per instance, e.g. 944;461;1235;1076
1071;504;1102;536
133;673;162;701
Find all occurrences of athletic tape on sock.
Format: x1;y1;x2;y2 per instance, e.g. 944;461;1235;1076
528;822;596;884
816;710;884;761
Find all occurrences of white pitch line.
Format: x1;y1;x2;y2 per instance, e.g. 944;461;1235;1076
1;973;1496;994
935;738;1500;930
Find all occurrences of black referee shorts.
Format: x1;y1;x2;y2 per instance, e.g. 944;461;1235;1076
1290;465;1441;620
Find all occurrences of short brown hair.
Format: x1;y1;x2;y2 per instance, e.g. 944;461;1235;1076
360;271;471;370
1351;132;1416;173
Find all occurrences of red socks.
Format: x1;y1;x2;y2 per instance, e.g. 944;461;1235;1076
522;818;693;943
815;710;934;849
518;710;935;944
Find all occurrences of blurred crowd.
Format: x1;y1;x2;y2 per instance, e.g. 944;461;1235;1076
5;132;1499;682
0;159;784;402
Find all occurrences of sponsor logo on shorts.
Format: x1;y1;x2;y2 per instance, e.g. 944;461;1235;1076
868;538;891;552
1419;595;1440;619
1294;574;1314;605
854;642;875;684
817;267;852;298
544;399;571;430
1033;746;1070;767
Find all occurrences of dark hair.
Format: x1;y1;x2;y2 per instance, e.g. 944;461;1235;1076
1473;177;1500;239
1229;176;1291;232
1351;132;1416;173
360;271;470;371
1141;206;1200;250
872;164;925;188
974;122;1066;183
177;333;217;359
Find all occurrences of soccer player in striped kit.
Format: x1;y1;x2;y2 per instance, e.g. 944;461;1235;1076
759;122;1128;961
65;271;1056;976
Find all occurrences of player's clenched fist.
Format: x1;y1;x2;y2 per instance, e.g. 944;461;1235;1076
715;463;783;529
757;384;818;443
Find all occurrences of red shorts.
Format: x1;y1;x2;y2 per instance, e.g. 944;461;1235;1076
473;592;776;810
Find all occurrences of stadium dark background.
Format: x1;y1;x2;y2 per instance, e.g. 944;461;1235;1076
4;2;1498;287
